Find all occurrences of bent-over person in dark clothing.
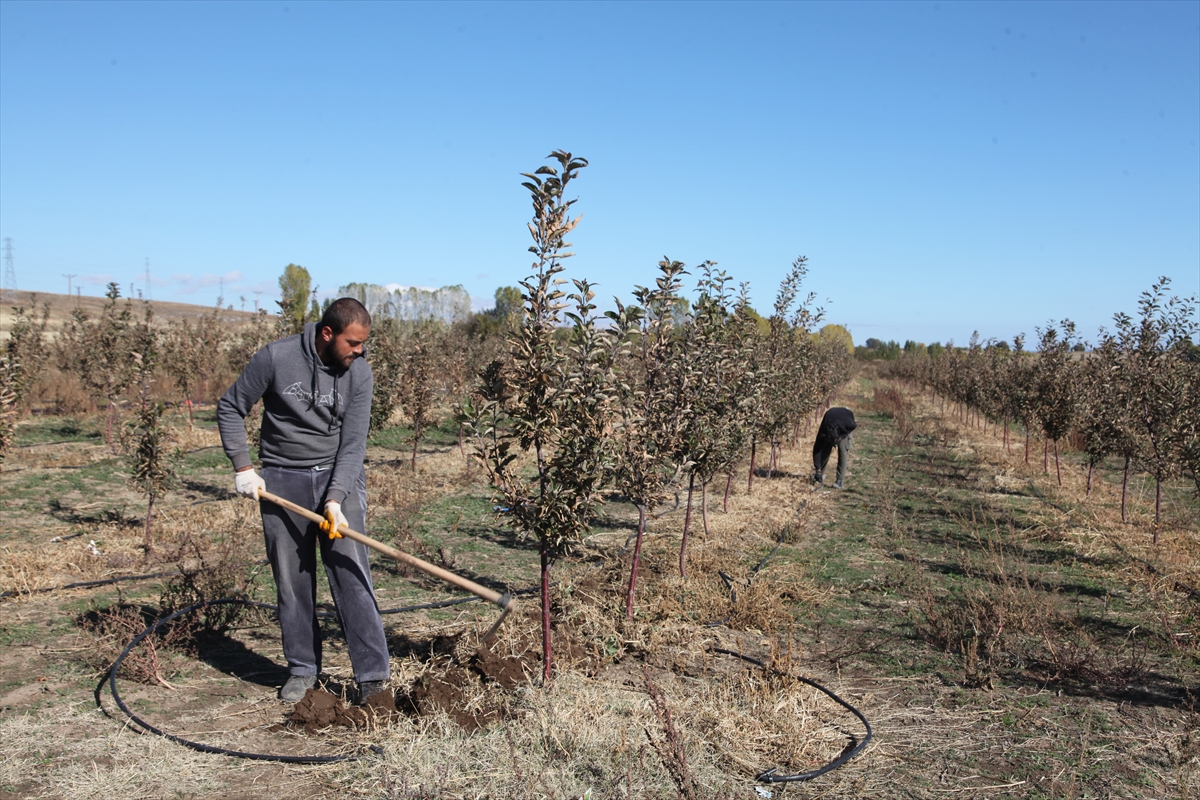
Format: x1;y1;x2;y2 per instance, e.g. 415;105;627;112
813;407;857;489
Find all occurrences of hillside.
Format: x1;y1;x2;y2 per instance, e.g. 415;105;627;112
0;289;269;337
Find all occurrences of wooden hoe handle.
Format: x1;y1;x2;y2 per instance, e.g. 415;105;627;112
257;489;516;621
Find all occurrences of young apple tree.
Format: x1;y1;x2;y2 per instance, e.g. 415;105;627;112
464;151;616;682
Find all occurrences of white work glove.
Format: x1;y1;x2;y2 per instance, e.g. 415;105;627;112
234;469;266;499
321;501;349;540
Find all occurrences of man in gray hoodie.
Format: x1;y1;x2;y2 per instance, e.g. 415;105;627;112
217;297;390;704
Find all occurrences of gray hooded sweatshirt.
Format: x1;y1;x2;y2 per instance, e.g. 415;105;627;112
217;322;373;505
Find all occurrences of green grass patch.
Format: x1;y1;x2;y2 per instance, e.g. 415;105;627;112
12;416;103;446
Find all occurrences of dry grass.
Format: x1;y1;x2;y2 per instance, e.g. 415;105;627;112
5;377;1198;798
898;383;1200;662
2;425;864;799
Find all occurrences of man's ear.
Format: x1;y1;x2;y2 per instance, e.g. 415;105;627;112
318;325;334;342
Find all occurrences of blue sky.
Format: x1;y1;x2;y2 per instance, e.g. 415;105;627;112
1;0;1197;345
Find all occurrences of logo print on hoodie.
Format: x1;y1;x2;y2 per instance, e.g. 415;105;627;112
282;382;342;408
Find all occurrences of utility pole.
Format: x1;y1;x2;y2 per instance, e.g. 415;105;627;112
2;238;16;303
219;276;224;305
253;289;262;311
144;258;152;301
63;274;77;298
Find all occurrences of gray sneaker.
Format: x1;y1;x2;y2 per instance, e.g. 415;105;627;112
280;674;317;702
355;680;388;705
832;480;844;490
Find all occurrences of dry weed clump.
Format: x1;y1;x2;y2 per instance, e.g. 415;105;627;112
158;532;264;635
76;602;194;687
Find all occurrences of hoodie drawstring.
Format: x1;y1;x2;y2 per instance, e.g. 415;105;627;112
330;373;339;431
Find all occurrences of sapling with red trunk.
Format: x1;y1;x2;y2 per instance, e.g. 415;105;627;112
675;264;756;576
464;151;616;683
1032;320;1079;487
749;258;823;493
611;259;688;611
1107;278;1197;539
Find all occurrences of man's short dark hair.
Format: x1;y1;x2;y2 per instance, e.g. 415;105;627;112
319;298;372;335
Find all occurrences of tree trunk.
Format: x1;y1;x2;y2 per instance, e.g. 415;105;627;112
1086;461;1094;497
679;473;695;578
747;437;757;495
1024;429;1030;464
767;441;776;479
411;426;419;473
186;397;195;428
1121;456;1130;524
1054;439;1062;486
144;493;155;551
723;469;733;513
1043;437;1049;474
541;539;553;685
106;398;116;450
458;424;465;459
1003;419;1009;452
701;480;710;539
1153;476;1162;544
625;505;647;620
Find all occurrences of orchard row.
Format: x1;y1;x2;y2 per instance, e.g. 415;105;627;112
884;280;1198;541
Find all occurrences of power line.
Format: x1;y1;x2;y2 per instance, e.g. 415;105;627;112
2;238;16;303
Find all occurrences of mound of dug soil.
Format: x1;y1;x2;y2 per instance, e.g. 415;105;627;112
286;688;400;733
470;643;529;689
403;643;535;731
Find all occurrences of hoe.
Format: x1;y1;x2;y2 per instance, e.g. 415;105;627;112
257;489;517;643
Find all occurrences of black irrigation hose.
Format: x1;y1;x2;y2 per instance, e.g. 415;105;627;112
0;570;181;600
107;599;370;764
1;559;272;600
98;492;872;783
696;497;873;781
110;593;873;781
105;583;547;763
710;647;873;783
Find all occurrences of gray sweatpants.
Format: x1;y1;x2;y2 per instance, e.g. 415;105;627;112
260;465;390;683
813;432;852;485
